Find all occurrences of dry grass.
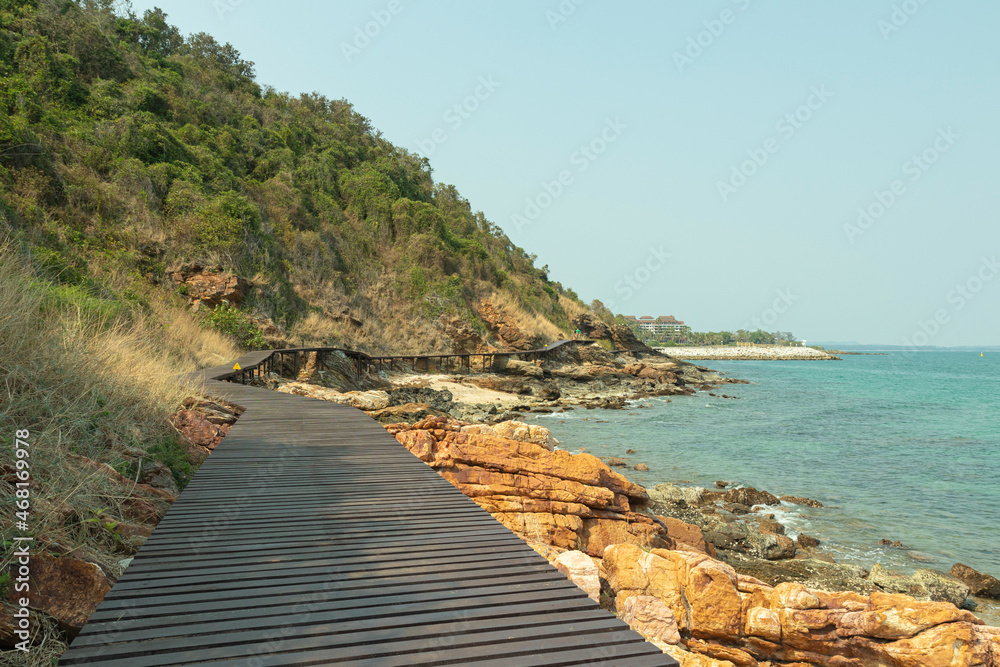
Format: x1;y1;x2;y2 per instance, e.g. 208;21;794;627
0;244;210;660
558;294;589;323
148;296;242;371
488;289;565;342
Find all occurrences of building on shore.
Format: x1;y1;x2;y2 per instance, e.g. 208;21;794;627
623;315;689;336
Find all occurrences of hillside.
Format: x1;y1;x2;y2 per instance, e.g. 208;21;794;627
0;0;590;355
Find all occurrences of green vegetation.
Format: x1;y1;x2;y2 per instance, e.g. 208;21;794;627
202;302;266;349
0;4;591;660
622;322;802;347
0;0;584;354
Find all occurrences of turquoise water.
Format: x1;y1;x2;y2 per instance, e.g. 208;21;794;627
537;352;1000;580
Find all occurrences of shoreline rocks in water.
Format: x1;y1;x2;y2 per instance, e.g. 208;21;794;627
378;416;1000;665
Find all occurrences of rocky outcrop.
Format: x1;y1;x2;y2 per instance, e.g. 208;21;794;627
604;543;999;667
571;313;612;340
386;416;671;557
477;300;540;350
724;486;780;508
869;564;970;607
169;264;248;311
952;563;1000;599
169;409;232;452
437;314;489;354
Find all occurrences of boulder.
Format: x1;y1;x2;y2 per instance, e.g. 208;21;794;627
553;551;600;602
650;483;707;506
913;569;971;608
391;423;666;557
660;516;711;555
618;595;681;649
9;555;112;638
745;526;797;560
723;486;779;507
367;403;447;424
951;563;1000;599
870;564;970;607
796;534;821;548
602;545;996;667
491;420;559;450
139;460;179;496
387;386;454;412
502;359;544;378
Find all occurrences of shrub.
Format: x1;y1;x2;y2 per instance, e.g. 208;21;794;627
202;302;266;349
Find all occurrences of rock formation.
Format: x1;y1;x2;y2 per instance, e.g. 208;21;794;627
604;543;999;667
477;300;541;350
169;264;248;311
387;416;673;557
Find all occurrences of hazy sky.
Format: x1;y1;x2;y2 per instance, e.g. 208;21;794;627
131;1;1000;346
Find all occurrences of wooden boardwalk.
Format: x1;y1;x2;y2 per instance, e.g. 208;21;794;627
60;350;675;665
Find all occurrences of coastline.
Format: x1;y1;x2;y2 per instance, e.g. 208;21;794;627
653;345;840;361
654;345;841;360
251;347;1000;665
269;350;1000;626
375;408;1000;665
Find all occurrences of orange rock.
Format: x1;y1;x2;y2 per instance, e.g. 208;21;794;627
581;517;670;557
170;409;229;450
744;605;782;643
771;582;822;610
605;545;743;641
685;638;759;667
12;555;111;638
864;621;996;667
839;591;983;639
490;512;583;551
554;551;601;602
409;431;648;501
396;430;436;462
438;466;617;508
620;595;682;648
660;515;712;555
778;607;851;654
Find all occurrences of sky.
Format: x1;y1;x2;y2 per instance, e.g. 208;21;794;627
129;0;1000;346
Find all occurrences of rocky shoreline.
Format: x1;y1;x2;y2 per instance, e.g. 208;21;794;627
656;346;841;361
376;414;1000;666
259;344;1000;665
10;339;994;665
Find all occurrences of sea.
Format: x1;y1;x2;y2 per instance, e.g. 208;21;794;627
536;351;999;609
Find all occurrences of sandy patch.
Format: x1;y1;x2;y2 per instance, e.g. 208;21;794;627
390;372;522;406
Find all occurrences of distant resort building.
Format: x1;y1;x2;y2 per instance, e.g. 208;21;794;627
623;315;689;336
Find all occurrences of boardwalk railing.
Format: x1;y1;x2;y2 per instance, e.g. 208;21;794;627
221;339;651;385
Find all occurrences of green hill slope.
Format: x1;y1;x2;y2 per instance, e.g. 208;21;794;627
0;0;587;354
